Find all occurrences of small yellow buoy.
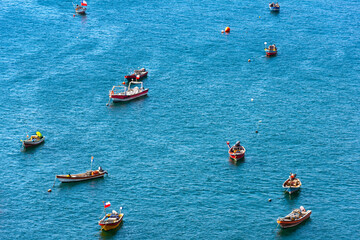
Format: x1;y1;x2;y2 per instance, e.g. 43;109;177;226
225;27;230;33
48;189;52;192
259;16;261;18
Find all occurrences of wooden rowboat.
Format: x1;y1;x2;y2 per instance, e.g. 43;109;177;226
227;141;246;160
22;132;45;148
282;173;301;194
99;208;124;231
56;167;107;183
277;206;311;228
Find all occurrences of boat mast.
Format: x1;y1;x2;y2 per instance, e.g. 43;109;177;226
91;156;94;171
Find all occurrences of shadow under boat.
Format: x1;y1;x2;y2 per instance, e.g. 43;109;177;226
229;156;245;166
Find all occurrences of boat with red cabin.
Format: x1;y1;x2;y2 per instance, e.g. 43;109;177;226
124;68;148;81
264;42;277;56
109;81;148;103
227;141;246;160
277;206;311;228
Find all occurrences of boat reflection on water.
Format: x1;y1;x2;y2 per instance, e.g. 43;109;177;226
229;157;245;166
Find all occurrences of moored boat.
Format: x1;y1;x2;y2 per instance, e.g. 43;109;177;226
56;167;107;183
282;173;302;194
74;0;87;15
264;42;277;56
227;141;246;160
277;206;311;228
22;131;45;148
124;68;148;81
109;81;148;102
99;202;124;231
269;2;280;11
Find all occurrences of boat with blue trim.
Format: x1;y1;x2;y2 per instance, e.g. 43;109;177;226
282;173;301;194
269;2;280;11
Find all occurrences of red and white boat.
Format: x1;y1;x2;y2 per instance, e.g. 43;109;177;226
124;68;148;81
277;206;311;228
227;141;246;160
109;81;148;102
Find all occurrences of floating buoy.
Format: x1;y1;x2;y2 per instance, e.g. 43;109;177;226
259;16;261;18
268;198;272;202
48;189;52;192
221;30;224;33
225;27;230;33
248;59;251;62
73;15;75;17
251;98;254;102
255;130;258;133
122;81;125;85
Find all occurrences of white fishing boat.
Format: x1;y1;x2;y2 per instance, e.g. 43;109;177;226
109;81;149;103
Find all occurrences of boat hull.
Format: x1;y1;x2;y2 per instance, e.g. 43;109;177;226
285;187;300;194
228;147;246;160
99;214;123;231
282;178;302;194
56;173;106;183
23;137;45;148
265;50;277;56
110;89;148;102
277;211;311;228
269;7;280;11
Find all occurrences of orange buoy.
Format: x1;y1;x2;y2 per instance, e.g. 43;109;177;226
221;30;224;33
248;59;251;62
122;81;126;85
73;15;75;17
225;27;230;33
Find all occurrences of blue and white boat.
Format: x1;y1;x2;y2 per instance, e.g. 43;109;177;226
269;2;280;11
282;173;301;194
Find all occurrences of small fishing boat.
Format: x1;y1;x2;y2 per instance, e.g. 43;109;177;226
269;2;280;11
264;42;277;56
56;167;107;183
124;68;148;81
227;141;246;160
22;131;45;148
277;206;311;228
282;173;302;194
99;202;124;231
109;81;149;102
74;0;87;15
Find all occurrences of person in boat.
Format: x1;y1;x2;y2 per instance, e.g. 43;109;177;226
231;141;243;152
75;4;82;11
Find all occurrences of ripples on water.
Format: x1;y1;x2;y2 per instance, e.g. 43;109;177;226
0;0;359;239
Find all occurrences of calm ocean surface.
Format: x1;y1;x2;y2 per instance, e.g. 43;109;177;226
0;0;359;239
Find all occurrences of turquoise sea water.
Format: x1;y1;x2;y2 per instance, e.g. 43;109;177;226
1;0;359;239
